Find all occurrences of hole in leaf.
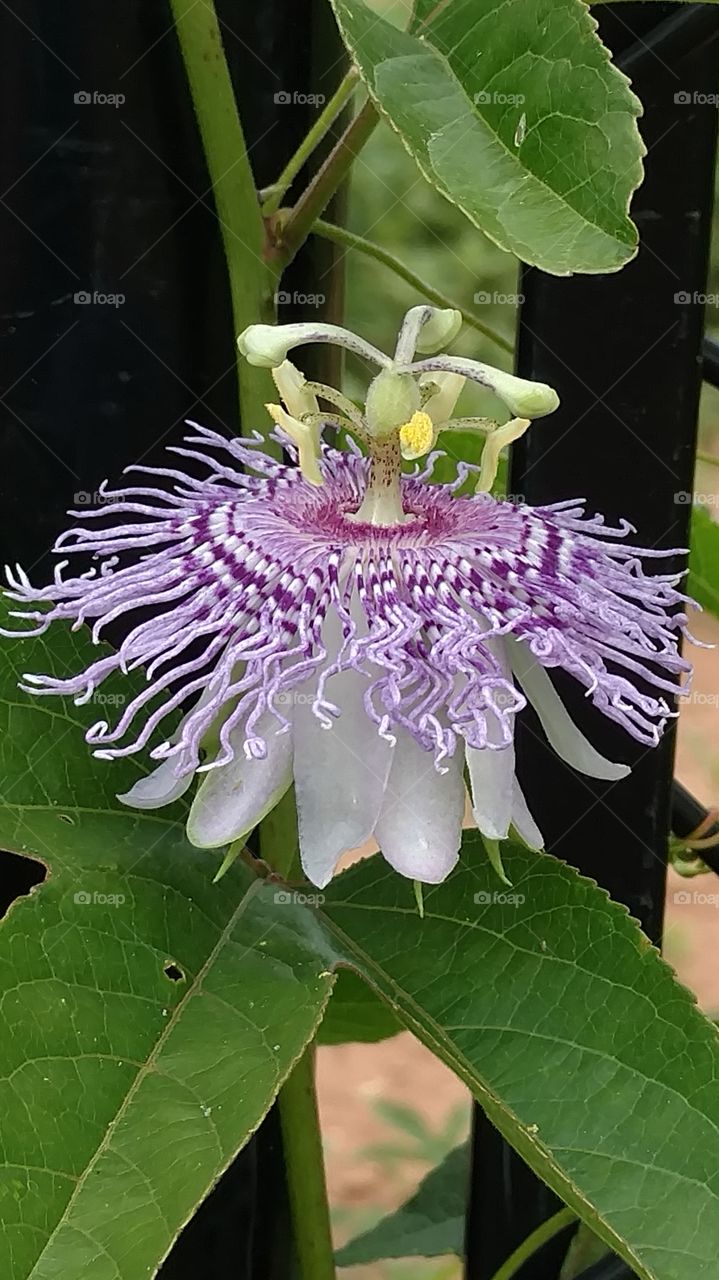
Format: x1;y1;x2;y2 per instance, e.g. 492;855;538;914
163;961;185;983
58;814;75;825
0;850;47;921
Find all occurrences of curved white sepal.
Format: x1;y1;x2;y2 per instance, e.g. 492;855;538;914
508;637;631;781
187;717;293;848
466;742;515;840
510;778;544;851
465;633;518;840
118;689;213;811
294;630;393;889
117;759;194;811
374;730;464;884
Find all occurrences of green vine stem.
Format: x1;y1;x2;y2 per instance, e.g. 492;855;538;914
279;1044;336;1280
170;0;276;437
489;1207;578;1280
312;218;514;355
263;67;360;218
273;97;379;271
172;14;333;1272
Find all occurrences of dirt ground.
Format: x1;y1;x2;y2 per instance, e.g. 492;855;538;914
319;608;719;1276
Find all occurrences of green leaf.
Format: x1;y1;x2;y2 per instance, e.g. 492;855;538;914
0;616;333;1279
307;843;719;1280
560;1223;610;1279
330;0;644;275
336;1140;469;1266
317;968;400;1044
7;606;719;1280
688;503;719;618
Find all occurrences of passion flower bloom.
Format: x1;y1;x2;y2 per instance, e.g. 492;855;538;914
4;307;691;888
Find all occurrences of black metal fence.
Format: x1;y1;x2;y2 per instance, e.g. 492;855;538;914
468;6;719;1278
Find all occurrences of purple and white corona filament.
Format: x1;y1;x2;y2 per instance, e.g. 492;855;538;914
4;307;692;887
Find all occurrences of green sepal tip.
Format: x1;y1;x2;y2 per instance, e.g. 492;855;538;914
212;840;244;884
481;835;513;886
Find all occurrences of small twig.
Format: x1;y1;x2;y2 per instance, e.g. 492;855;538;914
273;98;379;271
263;67;360;218
312;219;514;355
488;1207;577;1280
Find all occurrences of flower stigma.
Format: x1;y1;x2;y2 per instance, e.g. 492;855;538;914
240;304;558;524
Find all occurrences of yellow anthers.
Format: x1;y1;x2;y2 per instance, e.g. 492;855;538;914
399;411;436;461
265;403;324;487
477;417;531;494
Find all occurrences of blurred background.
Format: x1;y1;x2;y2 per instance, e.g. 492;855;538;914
321;70;719;1280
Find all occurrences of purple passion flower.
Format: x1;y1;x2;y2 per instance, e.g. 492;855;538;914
4;307;691;888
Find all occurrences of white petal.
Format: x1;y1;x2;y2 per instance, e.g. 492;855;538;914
374;730;464;883
294;665;393;889
465;632;517;839
117;689;215;811
510;778;544;851
187;717;293;848
118;758;194;810
508;638;630;781
466;742;515;840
